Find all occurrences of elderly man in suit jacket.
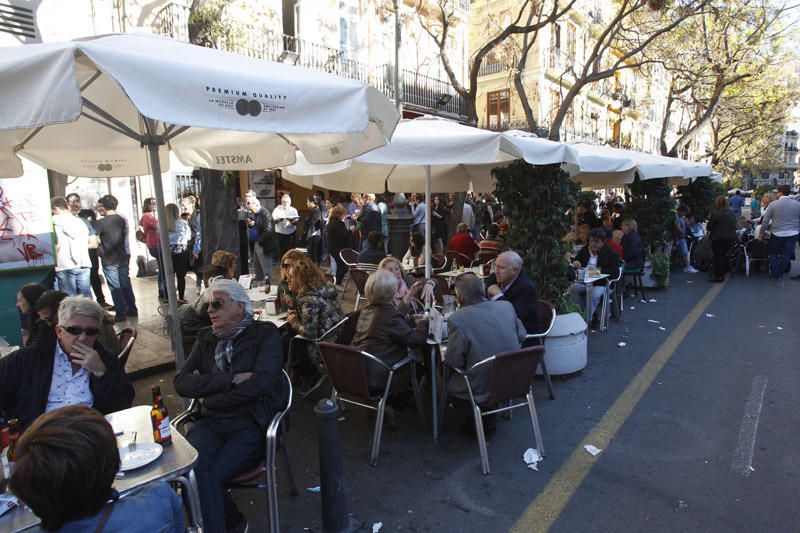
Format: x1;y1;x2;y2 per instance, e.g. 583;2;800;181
484;251;540;333
445;272;527;436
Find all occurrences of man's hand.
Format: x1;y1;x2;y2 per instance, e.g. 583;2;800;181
487;284;502;298
247;218;255;227
70;341;106;376
232;372;253;385
571;260;582;268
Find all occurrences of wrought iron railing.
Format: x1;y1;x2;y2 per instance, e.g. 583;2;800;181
152;2;466;118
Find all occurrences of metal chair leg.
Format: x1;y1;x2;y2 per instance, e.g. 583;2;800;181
473;405;490;475
410;362;426;428
370;397;387;466
354;291;360;311
279;432;298;496
438;386;448;433
540;359;555;400
266;431;280;533
527;390;545;457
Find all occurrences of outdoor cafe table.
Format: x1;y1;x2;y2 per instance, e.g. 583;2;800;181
573;273;610;325
0;406;203;533
436;265;489;280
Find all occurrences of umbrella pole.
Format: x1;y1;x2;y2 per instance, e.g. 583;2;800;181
146;142;187;369
425;165;432;279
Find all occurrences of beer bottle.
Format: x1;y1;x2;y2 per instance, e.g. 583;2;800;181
150;386;172;445
6;419;19;463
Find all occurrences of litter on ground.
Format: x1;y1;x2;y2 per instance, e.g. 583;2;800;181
584;444;602;456
523;448;542;471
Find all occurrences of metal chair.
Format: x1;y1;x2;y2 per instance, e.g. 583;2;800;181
477;251;498;265
171;370;296;533
347;268;371;310
339;248;358;293
317;341;425;466
431;253;451;275
446;250;475;268
287;316;350;398
599;265;624;332
440;346;546;475
116;327;137;371
524;300;556;399
623;265;646;302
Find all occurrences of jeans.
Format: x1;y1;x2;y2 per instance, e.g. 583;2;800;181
149;246;165;299
55;267;91;297
187;416;265;533
569;283;605;321
252;242;273;284
103;262;138;319
769;234;797;279
88;249;106;303
307;234;322;264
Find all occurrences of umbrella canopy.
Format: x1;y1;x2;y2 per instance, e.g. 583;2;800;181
284;117;582;276
0;33;400;366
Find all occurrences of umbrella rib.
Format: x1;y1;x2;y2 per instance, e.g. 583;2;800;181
165;125;191;142
81;97;142;141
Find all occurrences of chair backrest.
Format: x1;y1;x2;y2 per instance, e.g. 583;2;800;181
477;251;498;265
348;268;371;295
475;346;545;406
446;250;474;268
318;341;373;399
430;254;446;269
340;248;358;267
337;310;361;345
117;327;137;370
534;300;556;336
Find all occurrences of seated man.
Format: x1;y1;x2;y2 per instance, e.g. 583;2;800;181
174;279;287;533
569;228;620;328
445;273;527;435
484;251;539;334
10;405;184;532
0;296;134;430
478;223;503;254
356;230;387;265
448;223;479;259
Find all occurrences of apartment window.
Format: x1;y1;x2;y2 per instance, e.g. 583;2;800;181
487;90;510;129
548;89;562;126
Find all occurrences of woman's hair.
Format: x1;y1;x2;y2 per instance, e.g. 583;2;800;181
18;283;47;312
57;296;103;326
378;256;403;273
288;256;326;293
330;204;347;220
141;197;156;213
9;406;120;531
165;203;180;232
487;223;499;238
623;218;638;232
280;249;307;281
714;195;729;210
210;250;237;270
365;269;398;304
410;232;425;249
307;195;320;206
433;195;441;206
207;278;253;315
33;290;67;315
203;265;226;288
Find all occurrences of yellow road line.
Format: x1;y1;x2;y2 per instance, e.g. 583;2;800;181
511;281;726;533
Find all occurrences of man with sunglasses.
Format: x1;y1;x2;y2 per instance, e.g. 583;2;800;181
0;296;134;430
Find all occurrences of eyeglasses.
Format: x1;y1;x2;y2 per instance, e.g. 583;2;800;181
209;299;227;310
281;263;292;270
62;326;100;336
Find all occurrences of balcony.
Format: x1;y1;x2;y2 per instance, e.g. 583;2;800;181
152;3;466;119
477;60;512;77
548;48;577;77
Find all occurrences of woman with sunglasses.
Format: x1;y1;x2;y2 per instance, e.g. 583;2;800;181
0;296;134;430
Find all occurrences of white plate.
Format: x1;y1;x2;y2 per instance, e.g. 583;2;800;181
118;442;163;471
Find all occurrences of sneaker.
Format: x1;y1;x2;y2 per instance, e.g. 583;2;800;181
684;266;699;273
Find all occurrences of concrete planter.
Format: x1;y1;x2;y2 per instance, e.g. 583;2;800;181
537;312;588;375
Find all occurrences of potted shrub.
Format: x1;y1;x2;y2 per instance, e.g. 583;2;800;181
493;162;587;374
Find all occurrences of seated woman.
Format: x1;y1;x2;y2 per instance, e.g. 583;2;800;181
620;218;645;271
10;405;184;532
276;248;307;314
402;232;428;268
34;290;121;355
285;257;343;387
378;256;435;315
352;270;428;409
607;229;624;258
16;283;47;347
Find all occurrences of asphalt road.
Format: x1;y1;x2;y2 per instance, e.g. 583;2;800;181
134;266;800;532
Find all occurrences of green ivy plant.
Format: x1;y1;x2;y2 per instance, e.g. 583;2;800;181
493;162;580;314
625;176;673;251
648;251;670;288
676;176;723;223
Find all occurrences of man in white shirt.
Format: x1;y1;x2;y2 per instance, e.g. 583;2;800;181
272;194;300;259
761;185;800;280
51;197;92;297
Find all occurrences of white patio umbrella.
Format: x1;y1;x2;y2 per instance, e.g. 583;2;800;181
284;117;582;276
0;33;399;366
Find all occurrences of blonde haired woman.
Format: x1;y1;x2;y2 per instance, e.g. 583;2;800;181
378;256;435;314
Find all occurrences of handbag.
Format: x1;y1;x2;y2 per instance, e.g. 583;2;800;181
135;227;146;243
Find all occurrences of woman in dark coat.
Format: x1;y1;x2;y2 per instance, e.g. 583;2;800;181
325;204;351;285
620;218;645;271
303;195;323;264
706;195;739;282
431;194;449;254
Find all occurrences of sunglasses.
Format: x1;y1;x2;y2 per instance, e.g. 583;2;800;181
62;326;100;336
209;299;226;310
281;263;292;270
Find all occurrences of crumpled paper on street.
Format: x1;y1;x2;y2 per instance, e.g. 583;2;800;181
373;522;383;533
523;448;542;470
584;444;602;456
617;342;627;347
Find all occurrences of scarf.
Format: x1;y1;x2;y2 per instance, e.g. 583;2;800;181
213;313;253;373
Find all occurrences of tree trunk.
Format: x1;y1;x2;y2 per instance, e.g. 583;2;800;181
464;92;478;126
200;169;239;267
548;83;584;141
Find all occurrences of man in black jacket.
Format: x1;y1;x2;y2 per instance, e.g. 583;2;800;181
0;296;134;430
245;198;275;285
485;251;540;333
570;228;621;328
174;279;286;533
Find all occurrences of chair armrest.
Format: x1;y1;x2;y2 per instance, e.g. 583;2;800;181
389;355;415;372
171;398;200;430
